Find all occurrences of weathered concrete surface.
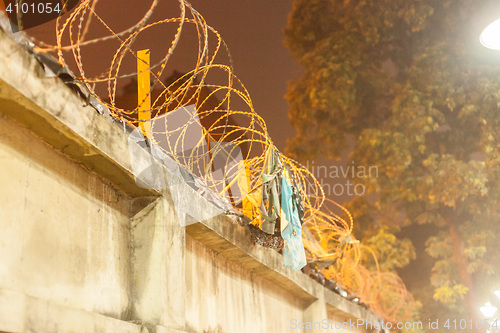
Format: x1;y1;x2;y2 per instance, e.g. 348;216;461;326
0;114;132;318
0;289;143;333
185;215;379;322
0;27;381;333
185;236;304;332
131;197;186;331
0;30;159;202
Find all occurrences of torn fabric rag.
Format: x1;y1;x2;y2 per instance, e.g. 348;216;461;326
280;176;307;271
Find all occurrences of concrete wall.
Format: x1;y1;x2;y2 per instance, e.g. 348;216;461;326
185;237;304;332
0;114;131;318
0;27;381;333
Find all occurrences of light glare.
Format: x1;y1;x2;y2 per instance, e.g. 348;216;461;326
480;18;500;50
480;301;498;318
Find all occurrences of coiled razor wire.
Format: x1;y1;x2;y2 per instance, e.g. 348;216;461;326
17;0;415;321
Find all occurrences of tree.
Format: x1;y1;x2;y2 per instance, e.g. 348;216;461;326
285;0;500;330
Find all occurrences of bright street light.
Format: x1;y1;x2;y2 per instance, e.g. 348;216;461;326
480;18;500;50
481;301;498;318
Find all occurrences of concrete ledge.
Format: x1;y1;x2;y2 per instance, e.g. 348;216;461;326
325;289;379;322
0;289;143;333
186;215;380;323
0;29;159;202
154;327;189;333
186;219;319;305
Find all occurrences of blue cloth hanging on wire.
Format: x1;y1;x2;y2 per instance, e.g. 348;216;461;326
280;176;307;271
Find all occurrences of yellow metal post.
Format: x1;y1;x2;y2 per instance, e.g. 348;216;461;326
242;160;253;217
137;49;151;138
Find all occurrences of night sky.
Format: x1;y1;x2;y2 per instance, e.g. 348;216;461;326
188;0;298;151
